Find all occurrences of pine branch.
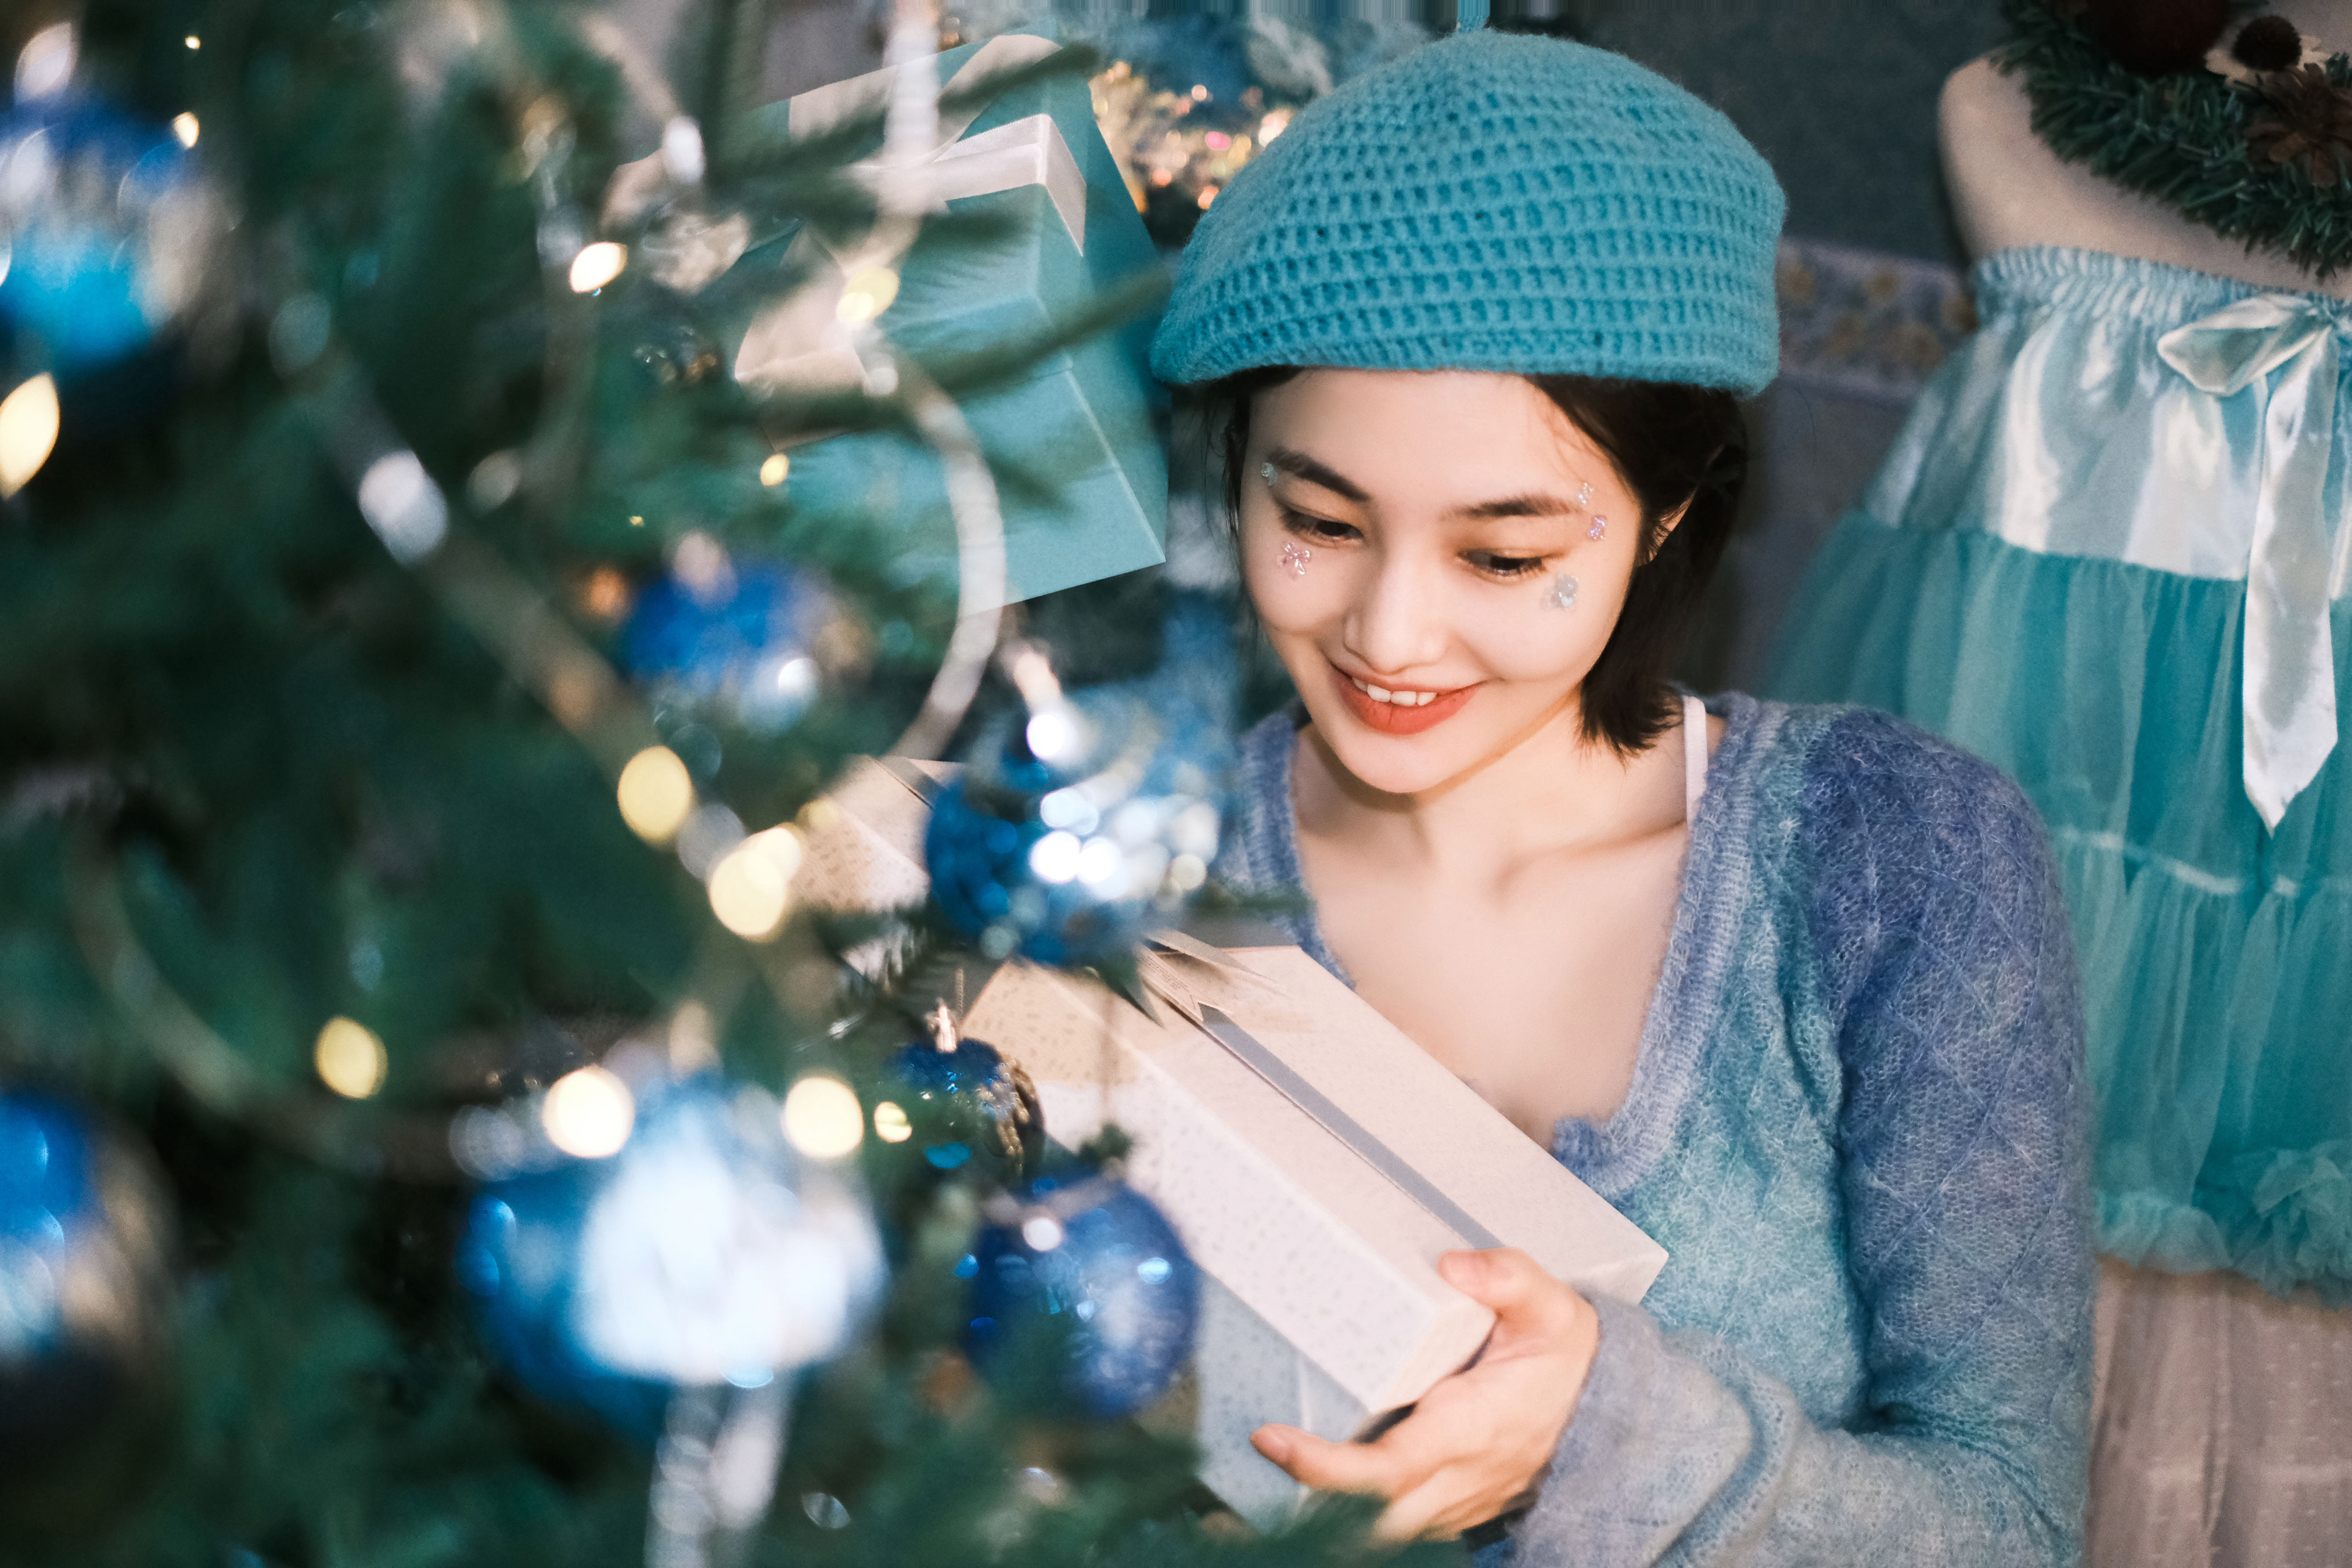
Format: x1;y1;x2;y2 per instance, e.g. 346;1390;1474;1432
1999;0;2352;276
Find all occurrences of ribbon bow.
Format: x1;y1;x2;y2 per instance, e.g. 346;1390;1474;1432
1135;932;1505;1251
2158;293;2348;832
734;36;1089;397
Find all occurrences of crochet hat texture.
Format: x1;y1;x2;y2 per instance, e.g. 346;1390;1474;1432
1149;30;1786;396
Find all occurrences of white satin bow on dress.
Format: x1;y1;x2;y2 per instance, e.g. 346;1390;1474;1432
2157;293;2347;830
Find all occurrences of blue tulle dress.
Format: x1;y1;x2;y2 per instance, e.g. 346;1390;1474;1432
1769;245;2352;1300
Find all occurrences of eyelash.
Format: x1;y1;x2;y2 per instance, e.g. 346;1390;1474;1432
1466;551;1548;581
1276;509;1551;582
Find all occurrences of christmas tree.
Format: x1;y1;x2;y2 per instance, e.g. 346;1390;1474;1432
0;1;1447;1563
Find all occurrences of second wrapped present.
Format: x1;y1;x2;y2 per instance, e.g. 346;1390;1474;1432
733;37;1167;609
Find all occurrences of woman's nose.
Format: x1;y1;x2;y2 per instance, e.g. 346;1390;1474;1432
1342;549;1448;675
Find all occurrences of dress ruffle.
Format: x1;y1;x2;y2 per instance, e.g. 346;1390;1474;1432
1773;516;2352;1299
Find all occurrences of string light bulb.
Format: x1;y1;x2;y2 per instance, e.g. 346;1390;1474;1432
542;1066;634;1158
835;267;900;325
782;1076;864;1159
568;241;627;294
706;828;802;940
617;746;693;843
0;374;59;497
314;1017;388;1099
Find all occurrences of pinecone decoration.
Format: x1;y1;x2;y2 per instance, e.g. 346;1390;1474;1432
2246;63;2352;185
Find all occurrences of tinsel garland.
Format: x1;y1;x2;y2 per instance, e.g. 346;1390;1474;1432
1998;0;2352;278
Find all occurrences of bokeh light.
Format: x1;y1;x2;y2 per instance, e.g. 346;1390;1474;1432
759;453;789;487
782;1076;864;1160
16;24;76;100
543;1066;635;1159
314;1016;388;1099
569;242;628;294
872;1101;911;1143
707;828;803;939
0;374;60;498
172;112;199;148
616;746;693;843
835;267;901;325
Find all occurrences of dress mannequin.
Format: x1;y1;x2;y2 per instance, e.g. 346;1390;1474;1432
1936;10;2352;1567
1939;0;2352;298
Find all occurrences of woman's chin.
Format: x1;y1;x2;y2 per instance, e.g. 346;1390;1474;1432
1303;694;1497;797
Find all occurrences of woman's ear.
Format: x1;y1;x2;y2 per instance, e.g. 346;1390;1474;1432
1640;496;1696;565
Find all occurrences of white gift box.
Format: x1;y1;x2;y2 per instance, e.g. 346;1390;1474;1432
798;759;1667;1527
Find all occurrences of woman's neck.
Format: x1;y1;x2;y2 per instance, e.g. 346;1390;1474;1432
1941;1;2352;299
1291;696;1688;886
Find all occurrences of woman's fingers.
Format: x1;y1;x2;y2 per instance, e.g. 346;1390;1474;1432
1373;1469;1490;1542
1438;1247;1584;1344
1251;1254;1600;1540
1373;1473;1450;1541
1251;1423;1410;1495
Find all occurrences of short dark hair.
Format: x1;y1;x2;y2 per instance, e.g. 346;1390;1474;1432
1206;368;1748;757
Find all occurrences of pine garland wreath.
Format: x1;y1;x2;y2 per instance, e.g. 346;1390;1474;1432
1998;0;2352;277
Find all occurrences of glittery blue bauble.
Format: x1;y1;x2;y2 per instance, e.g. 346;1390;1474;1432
456;1074;883;1439
621;560;826;733
0;1089;175;1456
0;1091;94;1364
0;97;201;378
923;691;1225;969
965;1168;1199;1419
879;1034;1041;1188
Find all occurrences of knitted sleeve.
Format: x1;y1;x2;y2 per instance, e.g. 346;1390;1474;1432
1501;710;2094;1566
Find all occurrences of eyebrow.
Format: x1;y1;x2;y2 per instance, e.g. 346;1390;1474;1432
1447;492;1581;522
1264;447;1368;502
1263;448;1581;523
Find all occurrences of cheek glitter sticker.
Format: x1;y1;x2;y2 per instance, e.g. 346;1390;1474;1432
1547;573;1578;610
1587;515;1608;542
1279;541;1312;578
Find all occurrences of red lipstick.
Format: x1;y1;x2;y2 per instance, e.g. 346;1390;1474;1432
1328;661;1476;736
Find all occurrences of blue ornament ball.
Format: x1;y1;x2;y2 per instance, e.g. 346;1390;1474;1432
877;1028;1042;1188
964;1167;1199;1419
0;95;211;381
0;1089;175;1456
621;541;837;735
925;692;1224;968
456;1071;884;1438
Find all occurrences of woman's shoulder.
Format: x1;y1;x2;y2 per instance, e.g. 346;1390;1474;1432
1729;695;2072;1020
1730;695;2047;864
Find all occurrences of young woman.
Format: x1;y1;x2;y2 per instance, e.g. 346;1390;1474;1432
1160;28;2094;1566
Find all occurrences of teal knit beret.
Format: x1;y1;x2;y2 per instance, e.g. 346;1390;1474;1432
1149;30;1787;396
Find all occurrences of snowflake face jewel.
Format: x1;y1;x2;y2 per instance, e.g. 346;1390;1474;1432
1548;573;1578;610
1259;462;1277;485
1279;541;1311;578
1574;480;1595;507
1587;514;1608;542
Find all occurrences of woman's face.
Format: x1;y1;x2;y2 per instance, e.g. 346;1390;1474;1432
1240;369;1646;797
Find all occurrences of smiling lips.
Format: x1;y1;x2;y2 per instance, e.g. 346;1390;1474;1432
1329;661;1476;735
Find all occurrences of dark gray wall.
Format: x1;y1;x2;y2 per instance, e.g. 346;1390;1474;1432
1576;0;2002;265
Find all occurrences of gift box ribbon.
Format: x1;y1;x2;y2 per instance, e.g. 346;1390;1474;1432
857;759;1502;1249
1138;933;1504;1252
736;35;1092;396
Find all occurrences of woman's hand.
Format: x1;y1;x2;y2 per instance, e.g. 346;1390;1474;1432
1249;1247;1601;1541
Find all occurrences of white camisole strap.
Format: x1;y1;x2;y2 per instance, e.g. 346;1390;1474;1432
1683;692;1709;822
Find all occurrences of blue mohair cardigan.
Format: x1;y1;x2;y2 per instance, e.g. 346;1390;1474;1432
1214;693;2095;1566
